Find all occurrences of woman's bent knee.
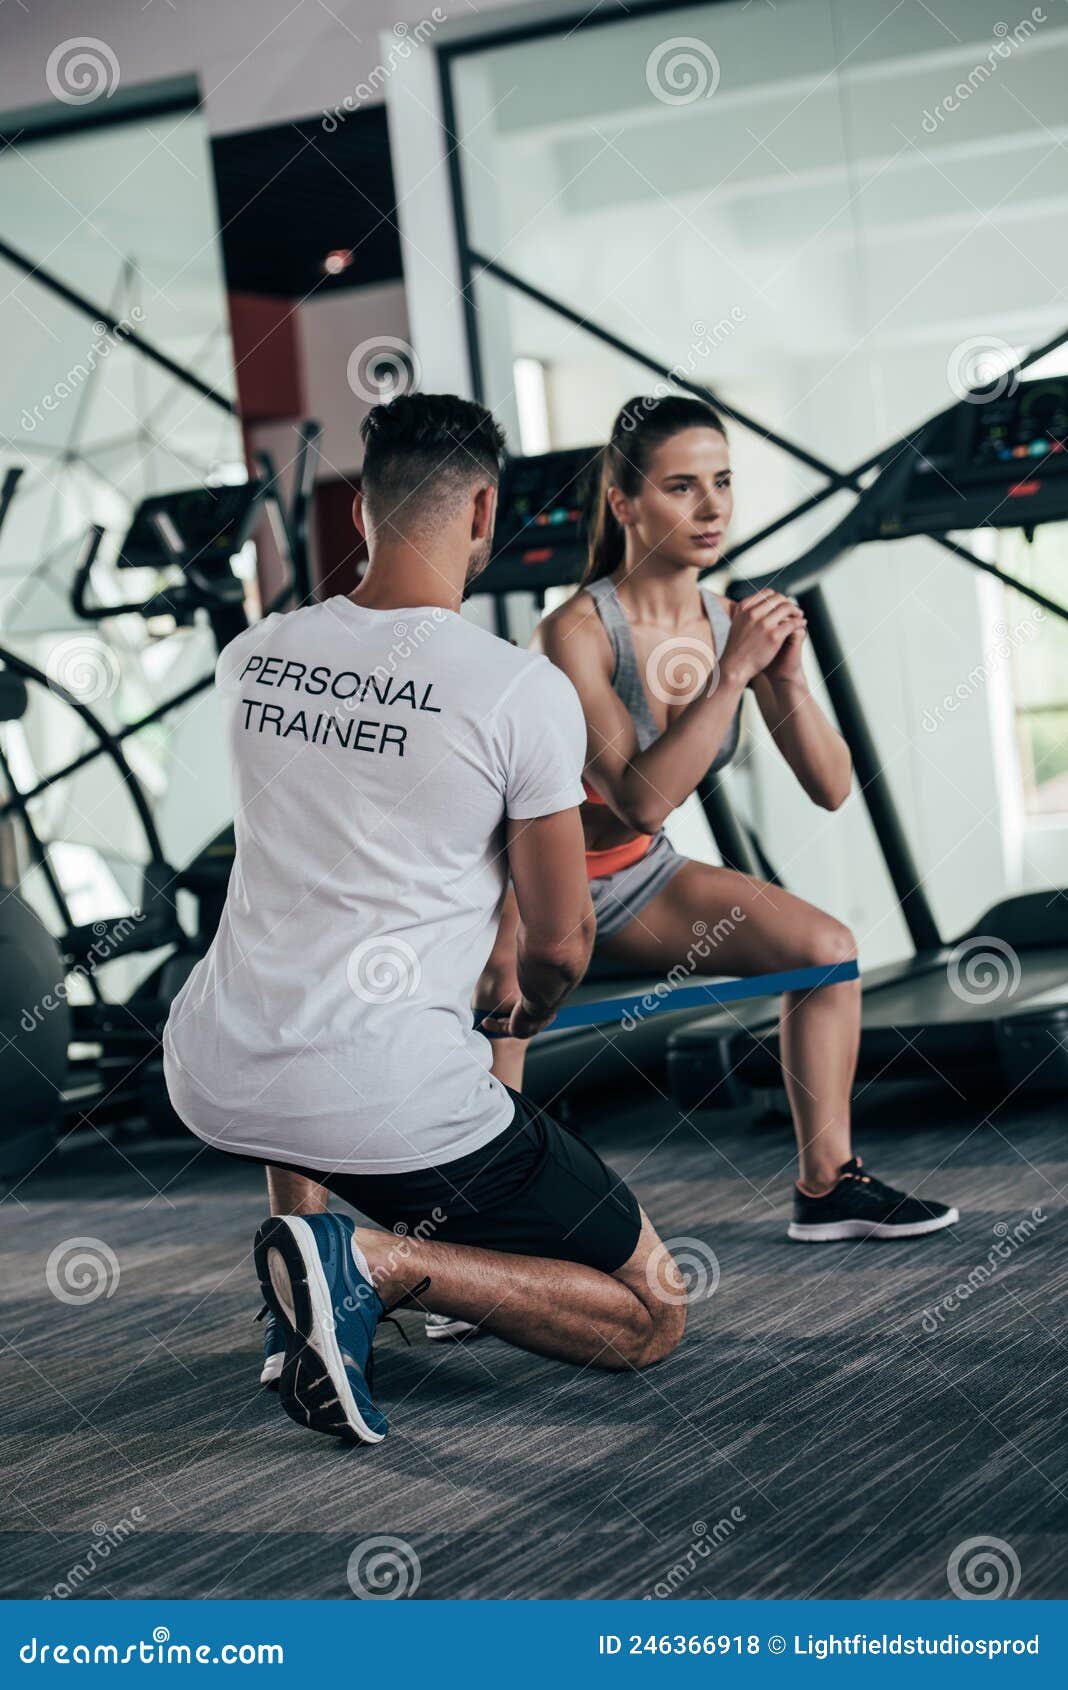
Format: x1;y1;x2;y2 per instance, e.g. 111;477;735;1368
805;917;856;971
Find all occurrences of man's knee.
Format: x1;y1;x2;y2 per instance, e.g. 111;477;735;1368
637;1297;687;1367
596;1294;686;1371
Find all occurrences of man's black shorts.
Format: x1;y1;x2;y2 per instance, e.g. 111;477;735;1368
256;1089;643;1275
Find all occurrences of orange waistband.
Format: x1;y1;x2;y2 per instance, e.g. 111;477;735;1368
585;833;654;880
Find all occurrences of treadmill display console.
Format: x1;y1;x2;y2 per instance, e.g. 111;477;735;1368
881;374;1068;537
473;447;599;597
118;483;263;571
971;380;1068;468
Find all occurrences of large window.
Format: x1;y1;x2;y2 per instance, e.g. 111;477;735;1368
440;0;1068;942
1002;527;1068;815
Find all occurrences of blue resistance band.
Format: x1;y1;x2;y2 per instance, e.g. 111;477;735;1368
474;959;859;1037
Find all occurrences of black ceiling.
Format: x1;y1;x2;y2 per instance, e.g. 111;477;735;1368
211;107;403;298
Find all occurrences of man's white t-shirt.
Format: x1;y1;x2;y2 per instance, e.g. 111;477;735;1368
162;596;587;1174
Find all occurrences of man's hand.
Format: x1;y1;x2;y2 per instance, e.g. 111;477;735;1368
478;991;557;1041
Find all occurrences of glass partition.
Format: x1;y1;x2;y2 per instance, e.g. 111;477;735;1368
0;91;244;968
444;0;1068;943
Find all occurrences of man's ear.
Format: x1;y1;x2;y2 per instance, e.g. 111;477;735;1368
471;482;497;541
351;489;367;538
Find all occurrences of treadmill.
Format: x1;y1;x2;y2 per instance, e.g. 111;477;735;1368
668;372;1068;1110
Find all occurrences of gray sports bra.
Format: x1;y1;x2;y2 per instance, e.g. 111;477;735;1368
585;576;741;773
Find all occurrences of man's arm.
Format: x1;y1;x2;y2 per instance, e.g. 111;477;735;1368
479;809;594;1039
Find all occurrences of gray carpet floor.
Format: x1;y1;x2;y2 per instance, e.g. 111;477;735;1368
2;1081;1065;1601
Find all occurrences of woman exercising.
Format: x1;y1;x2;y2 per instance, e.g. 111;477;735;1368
469;395;958;1257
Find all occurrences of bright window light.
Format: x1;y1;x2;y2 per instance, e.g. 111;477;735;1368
514;357;550;456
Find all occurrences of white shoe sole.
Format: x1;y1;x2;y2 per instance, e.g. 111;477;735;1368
425;1317;482;1342
258;1216;386;1445
788;1206;959;1243
260;1351;284;1388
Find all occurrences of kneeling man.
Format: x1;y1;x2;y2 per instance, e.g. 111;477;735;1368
163;393;685;1444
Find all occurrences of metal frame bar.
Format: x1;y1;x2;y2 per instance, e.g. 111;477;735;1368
0;673;215;821
800;587;941;952
696;773;763;879
0;77;198;151
469;251;843;481
0;235;237;416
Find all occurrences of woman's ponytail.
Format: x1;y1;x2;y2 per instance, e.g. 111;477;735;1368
584;446;626;583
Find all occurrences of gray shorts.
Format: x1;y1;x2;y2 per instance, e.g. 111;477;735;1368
588;832;688;939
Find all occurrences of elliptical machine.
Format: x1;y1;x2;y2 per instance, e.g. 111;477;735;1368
0;426;319;1181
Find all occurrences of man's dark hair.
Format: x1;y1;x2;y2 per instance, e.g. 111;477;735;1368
359;393;507;526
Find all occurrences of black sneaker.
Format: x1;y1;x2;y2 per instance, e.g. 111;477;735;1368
788;1157;959;1242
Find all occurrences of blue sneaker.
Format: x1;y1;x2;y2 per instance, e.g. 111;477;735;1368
253;1212;389;1445
257;1305;285;1388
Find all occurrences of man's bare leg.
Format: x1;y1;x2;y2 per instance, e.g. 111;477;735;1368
356;1210;686;1371
266;1167;329;1216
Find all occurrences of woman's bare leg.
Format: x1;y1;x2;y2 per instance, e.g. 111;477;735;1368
473;887;530;1090
478;1027;528;1091
356;1209;685;1371
596;861;860;1192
